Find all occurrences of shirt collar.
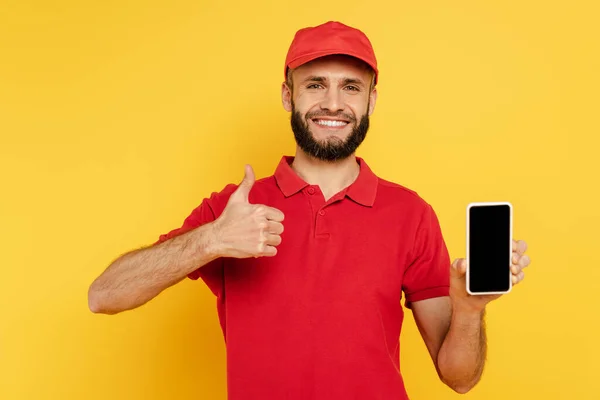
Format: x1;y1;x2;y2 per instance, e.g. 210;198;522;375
273;155;378;207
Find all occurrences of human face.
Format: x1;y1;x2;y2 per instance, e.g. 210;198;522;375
282;55;377;161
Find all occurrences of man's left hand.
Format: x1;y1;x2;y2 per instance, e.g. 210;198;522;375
450;239;531;313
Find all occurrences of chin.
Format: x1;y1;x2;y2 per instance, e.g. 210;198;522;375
310;124;352;140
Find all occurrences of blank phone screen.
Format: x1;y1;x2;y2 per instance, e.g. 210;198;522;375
468;204;511;293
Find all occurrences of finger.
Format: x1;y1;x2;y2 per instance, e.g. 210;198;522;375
518;254;531;269
230;164;255;203
265;206;285;222
511;252;529;266
512;270;525;285
512;239;528;256
267;221;284;235
265;233;282;247
511;264;522;275
512;253;520;264
451;258;466;278
261;245;278;257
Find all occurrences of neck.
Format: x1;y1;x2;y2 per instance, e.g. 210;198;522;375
290;148;360;201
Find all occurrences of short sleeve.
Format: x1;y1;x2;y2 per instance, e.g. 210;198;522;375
402;204;451;309
154;197;224;298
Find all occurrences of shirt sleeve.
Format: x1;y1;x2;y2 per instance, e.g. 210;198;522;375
154;197;224;298
402;203;451;309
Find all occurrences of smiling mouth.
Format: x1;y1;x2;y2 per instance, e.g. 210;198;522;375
311;119;350;128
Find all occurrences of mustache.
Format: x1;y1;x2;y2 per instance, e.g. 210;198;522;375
305;110;356;122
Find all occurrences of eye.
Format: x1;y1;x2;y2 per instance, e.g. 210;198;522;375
345;85;360;91
307;83;324;89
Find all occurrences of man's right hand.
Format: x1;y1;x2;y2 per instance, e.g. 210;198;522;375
87;164;285;314
212;164;285;258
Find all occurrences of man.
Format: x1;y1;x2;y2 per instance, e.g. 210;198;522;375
88;21;531;399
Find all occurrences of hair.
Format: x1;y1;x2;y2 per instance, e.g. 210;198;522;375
286;67;294;91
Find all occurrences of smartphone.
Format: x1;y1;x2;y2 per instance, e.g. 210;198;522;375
466;202;513;295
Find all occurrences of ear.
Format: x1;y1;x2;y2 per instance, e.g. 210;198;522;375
368;87;378;116
281;82;292;112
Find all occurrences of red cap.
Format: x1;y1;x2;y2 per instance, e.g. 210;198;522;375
284;21;378;85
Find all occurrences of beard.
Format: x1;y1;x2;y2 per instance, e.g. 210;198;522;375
290;101;370;162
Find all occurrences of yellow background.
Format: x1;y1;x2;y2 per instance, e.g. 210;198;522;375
1;0;599;399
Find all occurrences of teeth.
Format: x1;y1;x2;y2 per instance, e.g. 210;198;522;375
315;119;347;127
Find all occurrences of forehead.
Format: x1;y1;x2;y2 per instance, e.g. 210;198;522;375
291;55;373;81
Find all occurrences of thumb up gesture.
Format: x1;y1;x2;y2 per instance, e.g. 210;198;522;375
213;165;285;258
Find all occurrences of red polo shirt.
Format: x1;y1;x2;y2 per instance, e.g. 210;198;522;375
156;156;450;400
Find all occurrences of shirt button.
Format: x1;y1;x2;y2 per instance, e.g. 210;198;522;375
318;210;325;216
307;187;315;195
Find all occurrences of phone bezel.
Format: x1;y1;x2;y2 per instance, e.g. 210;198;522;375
466;201;513;296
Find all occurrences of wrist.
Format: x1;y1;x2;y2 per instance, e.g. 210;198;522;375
197;220;224;260
452;300;486;320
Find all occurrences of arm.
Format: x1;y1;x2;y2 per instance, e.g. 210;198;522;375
88;164;285;315
88;222;219;315
412;242;530;393
437;304;487;392
411;297;486;394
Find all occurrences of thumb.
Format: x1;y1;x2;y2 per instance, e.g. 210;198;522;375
230;164;255;203
451;258;467;279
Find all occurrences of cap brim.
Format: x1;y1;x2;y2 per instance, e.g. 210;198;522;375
287;50;378;84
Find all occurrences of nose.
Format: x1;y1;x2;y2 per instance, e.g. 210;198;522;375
320;87;344;113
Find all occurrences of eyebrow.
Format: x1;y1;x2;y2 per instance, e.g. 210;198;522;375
340;78;366;87
302;76;327;84
301;76;366;87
